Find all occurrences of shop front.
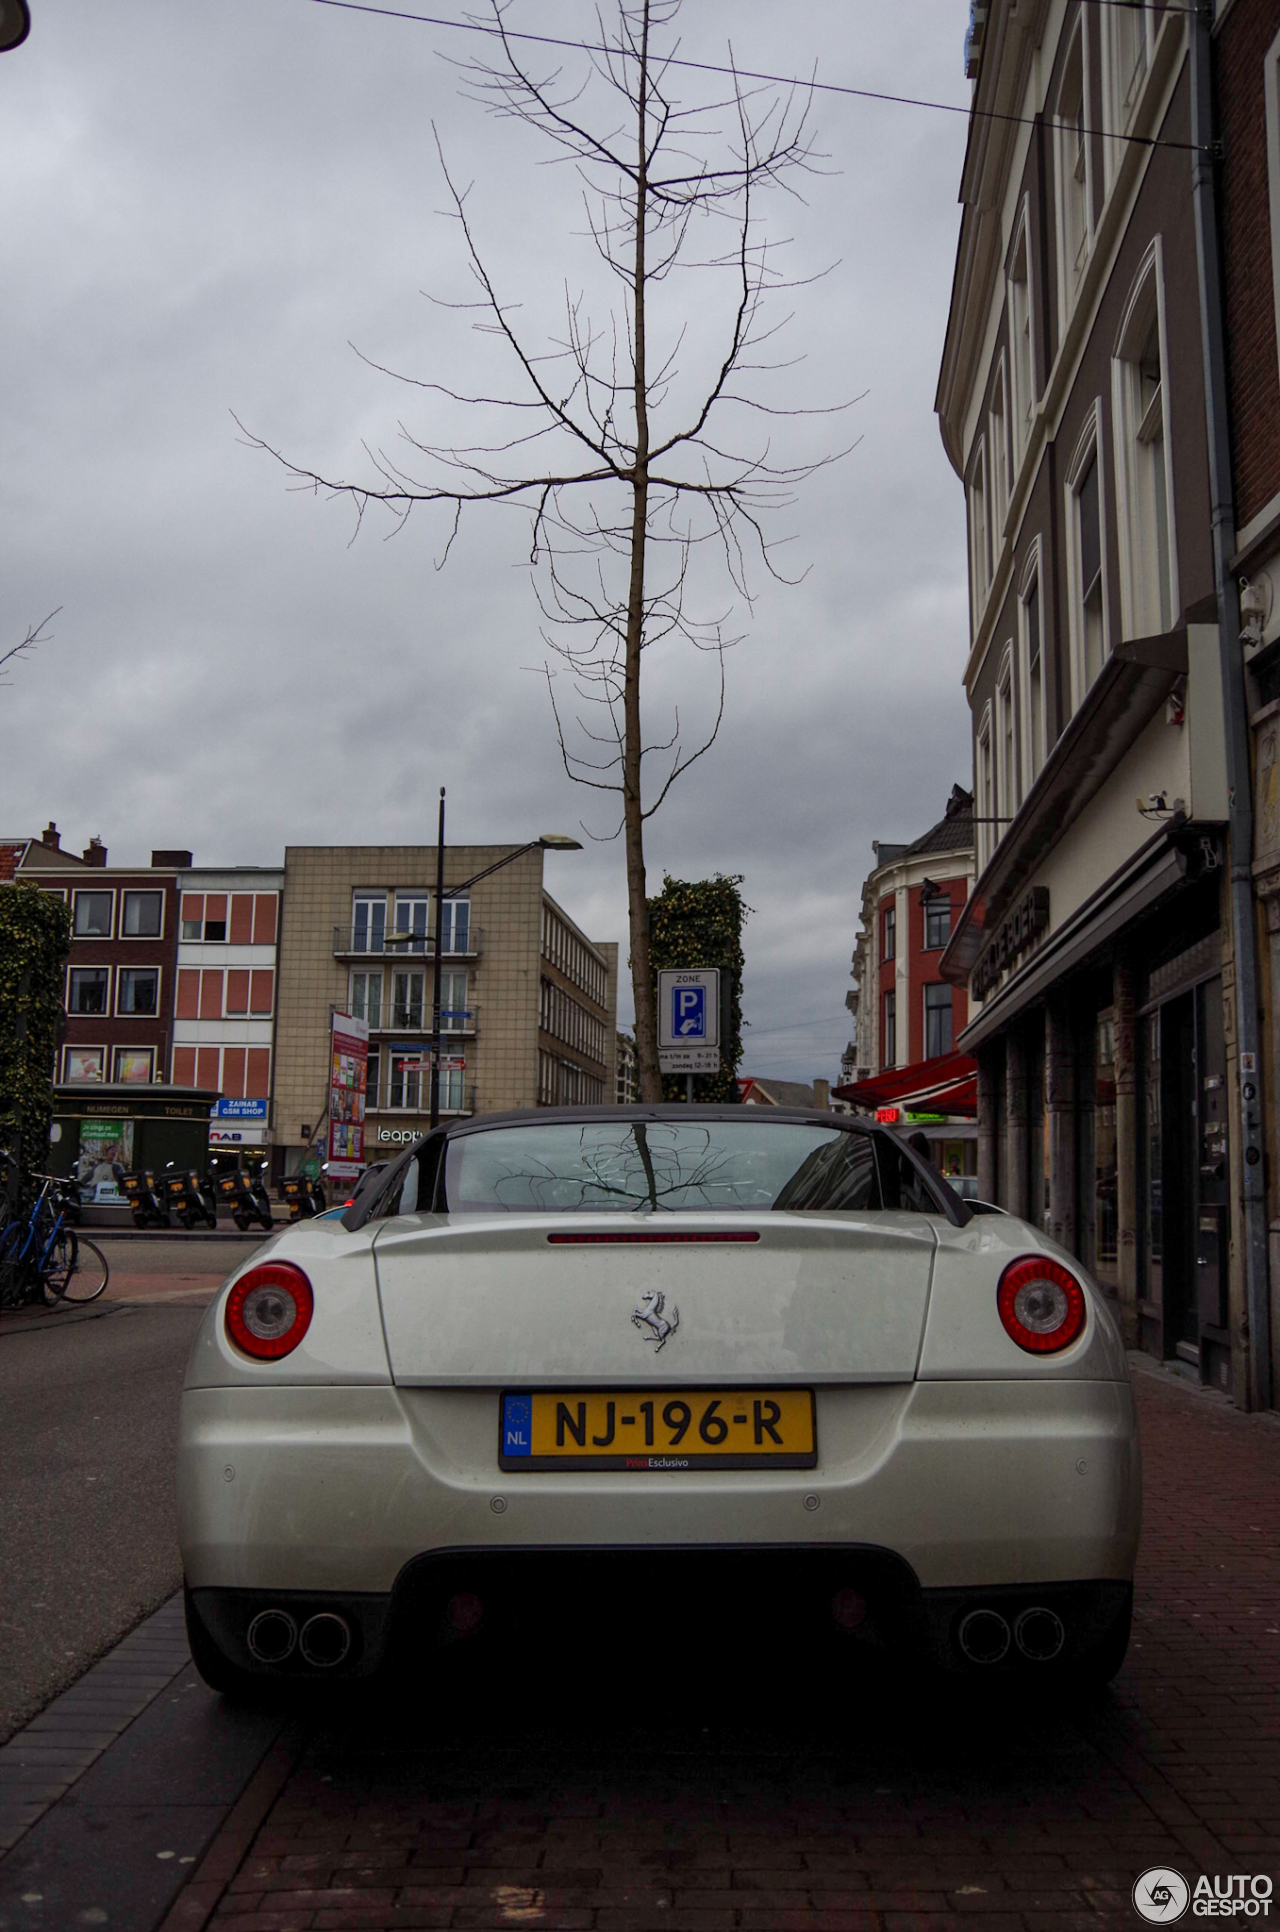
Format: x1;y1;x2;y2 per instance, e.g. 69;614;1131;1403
948;835;1235;1394
208;1097;270;1179
49;1084;221;1223
833;1050;978;1182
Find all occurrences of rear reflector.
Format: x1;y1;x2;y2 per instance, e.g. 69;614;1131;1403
547;1231;761;1245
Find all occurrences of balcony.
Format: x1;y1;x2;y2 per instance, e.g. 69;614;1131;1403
332;926;483;961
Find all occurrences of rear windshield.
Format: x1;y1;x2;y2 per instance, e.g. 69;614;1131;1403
441;1119;943;1214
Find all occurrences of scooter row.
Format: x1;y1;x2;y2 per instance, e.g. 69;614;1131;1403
120;1163;327;1232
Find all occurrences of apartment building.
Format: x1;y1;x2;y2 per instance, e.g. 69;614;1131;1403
171;866;283;1165
273;842;618;1172
936;0;1270;1402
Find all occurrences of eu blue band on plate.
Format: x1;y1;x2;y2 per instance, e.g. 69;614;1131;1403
502;1394;532;1457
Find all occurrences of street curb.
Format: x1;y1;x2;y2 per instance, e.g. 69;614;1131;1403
156;1725;306;1932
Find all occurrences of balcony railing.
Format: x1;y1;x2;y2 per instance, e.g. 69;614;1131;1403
333;926;483;960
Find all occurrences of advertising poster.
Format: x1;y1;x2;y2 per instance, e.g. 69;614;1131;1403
327;1011;368;1178
75;1119;134;1201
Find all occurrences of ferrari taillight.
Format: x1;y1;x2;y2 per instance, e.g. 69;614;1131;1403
225;1262;314;1361
996;1255;1086;1354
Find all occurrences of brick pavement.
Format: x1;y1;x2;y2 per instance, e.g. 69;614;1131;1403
175;1360;1280;1931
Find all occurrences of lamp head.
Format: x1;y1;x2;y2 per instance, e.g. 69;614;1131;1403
538;834;583;850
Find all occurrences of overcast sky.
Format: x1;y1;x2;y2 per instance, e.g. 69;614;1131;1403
0;0;973;1082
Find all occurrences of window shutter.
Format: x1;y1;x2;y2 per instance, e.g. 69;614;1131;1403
229;894;254;944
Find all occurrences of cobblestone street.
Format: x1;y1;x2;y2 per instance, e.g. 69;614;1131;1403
156;1360;1280;1932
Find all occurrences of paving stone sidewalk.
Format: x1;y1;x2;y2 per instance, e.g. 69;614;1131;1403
175;1360;1280;1932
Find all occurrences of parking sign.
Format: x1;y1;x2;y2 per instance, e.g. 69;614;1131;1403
657;968;721;1074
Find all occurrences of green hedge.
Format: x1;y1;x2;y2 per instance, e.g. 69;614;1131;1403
0;882;71;1173
647;874;746;1103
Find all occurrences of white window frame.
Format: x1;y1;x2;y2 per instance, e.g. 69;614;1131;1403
1054;19;1094;332
1018;540;1047;791
349;967;383;1030
72;888;115;940
988;355;1010;544
439;966;470;1034
924;982;954;1060
969;437;992;633
392;894;430;954
1008;198;1036;467
390;967;426;1031
996;645;1019;826
1112;237;1178;641
351;893;387;954
116;965;161;1018
439;896;471;955
975;703;995;872
1102;0;1156;180
1066;402;1110;709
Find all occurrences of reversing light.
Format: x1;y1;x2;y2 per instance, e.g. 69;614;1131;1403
225;1261;314;1361
996;1255;1086;1354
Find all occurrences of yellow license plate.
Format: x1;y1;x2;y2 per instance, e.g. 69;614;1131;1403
499;1388;816;1471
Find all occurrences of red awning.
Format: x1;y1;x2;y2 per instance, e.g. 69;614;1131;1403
833;1050;978;1118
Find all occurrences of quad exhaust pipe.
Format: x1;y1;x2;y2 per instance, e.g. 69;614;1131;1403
245;1607;352;1669
956;1605;1066;1665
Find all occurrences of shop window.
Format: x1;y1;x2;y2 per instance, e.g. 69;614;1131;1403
65;1046;104;1082
350;969;383;1029
230;895;255;944
117;967;159;1016
392;969;425;1030
249;970;274;1015
252;894;278;945
73;891;113;938
925;983;954;1059
113;1047;154;1084
68;967;109;1014
924;899;951;950
393;896;430;953
882;906;896;963
883;991;897;1070
121;890;163;938
440;896;471;955
440;968;470;1033
225;970;250;1016
1090;1009;1119;1290
1113;244;1175;640
352;895;387;953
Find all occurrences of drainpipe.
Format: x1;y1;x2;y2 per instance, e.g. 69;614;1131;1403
1190;4;1272;1410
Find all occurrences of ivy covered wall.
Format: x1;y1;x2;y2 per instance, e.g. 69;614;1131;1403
0;882;71;1171
646;874;746;1103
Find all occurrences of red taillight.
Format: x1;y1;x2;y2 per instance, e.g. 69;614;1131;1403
997;1255;1086;1354
225;1261;314;1361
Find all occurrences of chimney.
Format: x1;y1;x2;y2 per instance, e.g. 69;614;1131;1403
813;1078;831;1112
82;836;108;867
151;850;193;868
41;821;60;849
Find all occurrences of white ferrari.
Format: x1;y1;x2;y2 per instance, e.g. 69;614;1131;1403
178;1107;1140;1693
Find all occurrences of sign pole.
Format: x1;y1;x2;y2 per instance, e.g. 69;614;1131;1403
430;787;446;1130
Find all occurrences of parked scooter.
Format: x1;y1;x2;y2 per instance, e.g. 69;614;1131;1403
213;1167;273;1232
121;1169;171;1229
281;1172;327;1222
164;1165;218;1231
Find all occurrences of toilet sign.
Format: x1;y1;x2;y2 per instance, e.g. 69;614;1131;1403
657;969;722;1074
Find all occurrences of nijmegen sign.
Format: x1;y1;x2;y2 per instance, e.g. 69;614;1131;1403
971;886;1050;1001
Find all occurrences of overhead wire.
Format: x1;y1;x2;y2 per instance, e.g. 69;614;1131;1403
299;0;1214;155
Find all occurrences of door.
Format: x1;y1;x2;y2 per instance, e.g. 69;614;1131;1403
1195;978;1230;1390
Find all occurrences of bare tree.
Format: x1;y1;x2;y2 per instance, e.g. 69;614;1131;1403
240;1;847;1098
0;609;59;688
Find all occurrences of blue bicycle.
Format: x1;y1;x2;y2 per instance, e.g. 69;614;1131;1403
0;1157;109;1308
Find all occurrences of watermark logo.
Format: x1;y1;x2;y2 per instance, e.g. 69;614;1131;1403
1135;1871;1191;1923
1133;1871;1275;1922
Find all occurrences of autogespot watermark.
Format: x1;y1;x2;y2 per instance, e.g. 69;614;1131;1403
1133;1869;1275;1922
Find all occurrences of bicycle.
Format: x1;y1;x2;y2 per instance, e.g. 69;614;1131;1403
0;1155;110;1308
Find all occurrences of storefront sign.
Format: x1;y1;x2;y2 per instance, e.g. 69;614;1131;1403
971;886;1050;1000
375;1124;427;1145
212;1097;268;1120
209;1126;267;1145
327;1012;368;1177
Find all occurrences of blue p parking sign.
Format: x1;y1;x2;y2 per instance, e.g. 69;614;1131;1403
672;983;706;1038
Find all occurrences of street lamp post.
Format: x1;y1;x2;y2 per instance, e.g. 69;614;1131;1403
384;791;582;1130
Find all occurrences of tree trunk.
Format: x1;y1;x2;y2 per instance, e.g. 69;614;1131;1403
625;2;662;1102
